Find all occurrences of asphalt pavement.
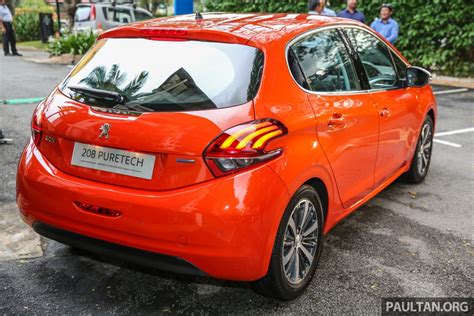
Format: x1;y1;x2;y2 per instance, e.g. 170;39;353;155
0;51;472;315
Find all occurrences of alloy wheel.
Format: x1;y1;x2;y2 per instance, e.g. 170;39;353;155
282;199;319;285
417;122;433;175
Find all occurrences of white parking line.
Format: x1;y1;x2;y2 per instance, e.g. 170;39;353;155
433;139;462;148
432;127;474;148
435;127;474;137
433;88;469;95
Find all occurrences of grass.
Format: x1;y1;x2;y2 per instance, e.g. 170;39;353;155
17;40;48;50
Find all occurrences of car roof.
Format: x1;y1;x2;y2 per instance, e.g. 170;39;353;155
99;12;363;47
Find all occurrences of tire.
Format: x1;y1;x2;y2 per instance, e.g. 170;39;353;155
252;185;324;300
403;115;434;184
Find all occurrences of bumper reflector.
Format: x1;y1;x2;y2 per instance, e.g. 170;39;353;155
75;202;122;218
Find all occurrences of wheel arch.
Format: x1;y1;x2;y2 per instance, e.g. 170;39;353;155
427;108;436;125
303;178;329;227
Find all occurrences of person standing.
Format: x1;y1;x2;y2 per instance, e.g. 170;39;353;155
0;0;21;57
308;0;336;17
370;3;399;44
337;0;365;23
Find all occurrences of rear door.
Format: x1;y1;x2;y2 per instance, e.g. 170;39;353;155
345;27;419;186
290;28;380;208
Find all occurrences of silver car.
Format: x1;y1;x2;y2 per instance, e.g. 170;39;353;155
73;3;153;32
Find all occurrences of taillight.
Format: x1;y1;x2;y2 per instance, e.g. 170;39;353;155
146;30;189;41
31;103;44;147
204;119;287;177
90;5;96;21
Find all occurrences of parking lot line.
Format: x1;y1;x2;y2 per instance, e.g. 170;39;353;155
435;127;474;137
433;88;469;95
2;97;44;105
433;139;462;148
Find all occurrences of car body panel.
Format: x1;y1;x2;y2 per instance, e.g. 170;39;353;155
370;88;420;186
36;90;255;191
17;13;437;281
17;141;290;280
308;93;379;208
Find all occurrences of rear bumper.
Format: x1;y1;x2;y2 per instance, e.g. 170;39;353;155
33;221;206;276
17;141;290;281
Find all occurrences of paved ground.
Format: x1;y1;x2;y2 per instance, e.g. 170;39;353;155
0;52;473;315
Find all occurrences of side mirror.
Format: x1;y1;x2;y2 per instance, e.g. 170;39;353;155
406;66;431;87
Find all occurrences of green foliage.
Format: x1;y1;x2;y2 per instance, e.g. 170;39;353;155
13;2;55;42
18;0;54;11
47;31;97;56
14;12;40;41
205;0;474;77
206;0;307;13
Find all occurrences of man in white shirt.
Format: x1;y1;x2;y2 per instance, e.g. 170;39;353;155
308;0;337;17
0;0;21;56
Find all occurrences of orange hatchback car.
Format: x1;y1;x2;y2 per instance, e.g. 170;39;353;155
17;13;436;299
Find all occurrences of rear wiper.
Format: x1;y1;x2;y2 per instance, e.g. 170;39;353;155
68;86;127;105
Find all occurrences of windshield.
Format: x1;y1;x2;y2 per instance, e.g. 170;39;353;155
62;38;264;112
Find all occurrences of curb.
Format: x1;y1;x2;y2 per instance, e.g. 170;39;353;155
24;54;84;65
431;75;474;89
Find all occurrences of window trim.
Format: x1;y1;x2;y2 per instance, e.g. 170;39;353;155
285;24;410;96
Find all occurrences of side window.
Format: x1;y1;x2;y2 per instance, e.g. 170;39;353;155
346;28;399;90
290;29;360;92
134;10;152;21
104;7;132;23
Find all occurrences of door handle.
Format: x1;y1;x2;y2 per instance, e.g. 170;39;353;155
379;107;391;117
328;113;346;129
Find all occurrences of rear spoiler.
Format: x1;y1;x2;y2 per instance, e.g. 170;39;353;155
98;27;253;45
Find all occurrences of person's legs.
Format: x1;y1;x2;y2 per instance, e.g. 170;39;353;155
2;22;10;55
9;26;18;54
4;22;18;55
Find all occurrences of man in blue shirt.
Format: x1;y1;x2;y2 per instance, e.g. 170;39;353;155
0;0;21;56
370;3;399;44
337;0;365;23
308;0;336;17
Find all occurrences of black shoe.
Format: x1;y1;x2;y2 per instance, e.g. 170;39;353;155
4;53;11;56
12;52;22;56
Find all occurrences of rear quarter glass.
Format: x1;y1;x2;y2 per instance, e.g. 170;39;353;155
61;38;264;112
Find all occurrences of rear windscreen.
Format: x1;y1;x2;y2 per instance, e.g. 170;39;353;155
62;38;264;112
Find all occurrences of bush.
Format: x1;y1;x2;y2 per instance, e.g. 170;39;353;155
14;11;40;41
205;0;474;77
13;2;55;42
48;31;97;56
206;0;307;12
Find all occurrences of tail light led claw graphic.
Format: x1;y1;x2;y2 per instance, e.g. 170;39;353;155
204;119;288;176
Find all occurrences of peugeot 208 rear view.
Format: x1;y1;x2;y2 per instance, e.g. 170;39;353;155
17;13;437;299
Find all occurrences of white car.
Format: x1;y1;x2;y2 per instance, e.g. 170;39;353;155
73;3;153;32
